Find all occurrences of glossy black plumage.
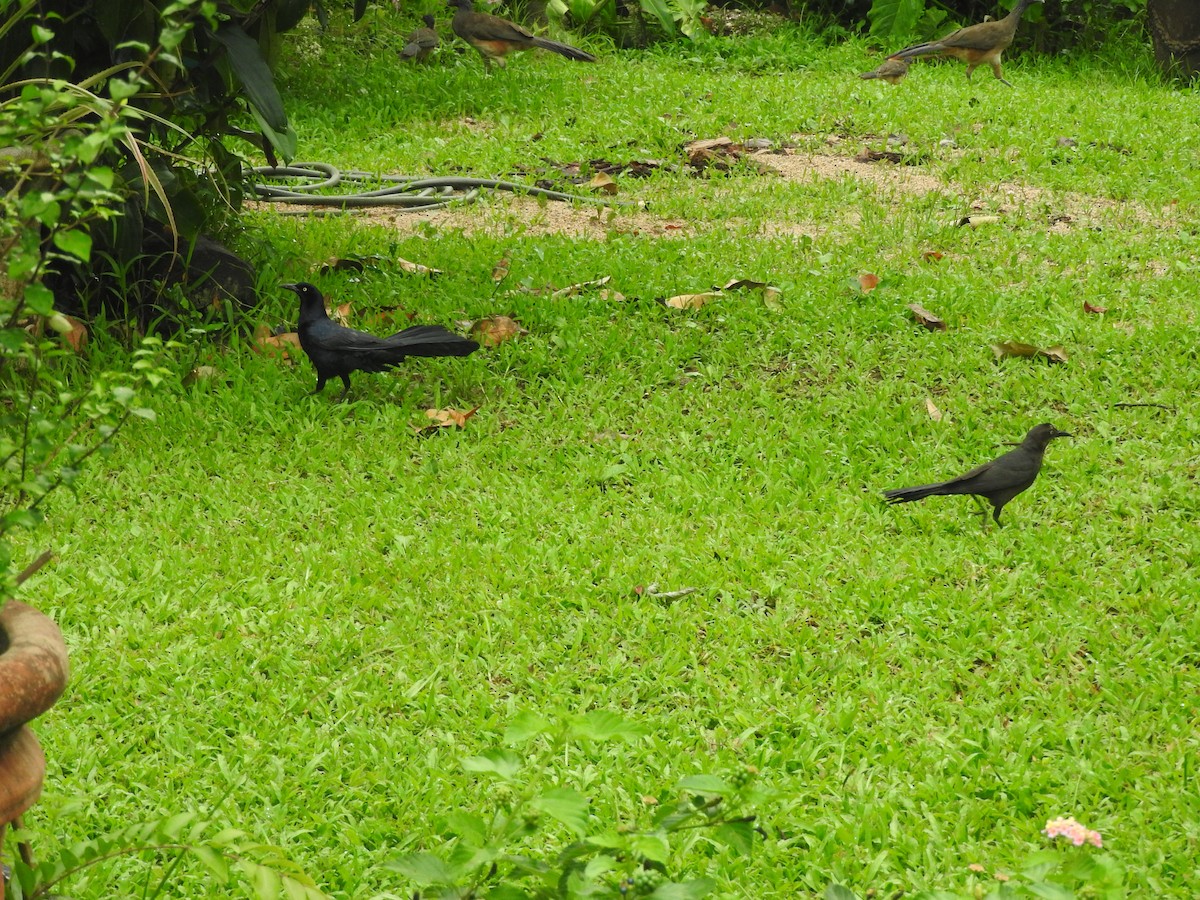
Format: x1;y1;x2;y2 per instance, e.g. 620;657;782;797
282;282;478;402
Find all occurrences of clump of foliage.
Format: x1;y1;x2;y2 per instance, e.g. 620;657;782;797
5;813;327;899
386;711;771;899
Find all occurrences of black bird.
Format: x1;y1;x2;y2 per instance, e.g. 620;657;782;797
883;423;1071;525
281;282;479;402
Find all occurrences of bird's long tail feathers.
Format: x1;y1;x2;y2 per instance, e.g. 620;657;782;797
882;482;953;504
530;36;595;61
889;42;943;61
386;325;479;357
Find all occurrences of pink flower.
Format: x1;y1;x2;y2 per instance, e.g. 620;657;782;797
1043;816;1102;848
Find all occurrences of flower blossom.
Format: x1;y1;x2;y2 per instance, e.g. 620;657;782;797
1044;816;1103;848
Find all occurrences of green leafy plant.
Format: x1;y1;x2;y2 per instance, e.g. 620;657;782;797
5;813;327;899
385;711;770;899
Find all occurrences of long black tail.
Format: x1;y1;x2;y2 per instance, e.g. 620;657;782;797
530;36;595;62
882;482;954;504
386;325;479;357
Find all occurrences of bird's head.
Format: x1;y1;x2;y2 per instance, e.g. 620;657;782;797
281;282;329;323
1027;423;1072;447
447;0;471;11
423;13;436;26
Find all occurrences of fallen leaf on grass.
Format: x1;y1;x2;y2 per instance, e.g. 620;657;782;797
1083;301;1108;314
415;405;481;435
922;250;944;262
551;275;611;299
991;341;1068;364
492;257;510;283
721;278;783;309
470;315;527;347
253;325;302;364
1040;345;1069;364
858;273;880;293
908;303;947;331
925;398;943;421
396;257;442;277
315;254;381;274
661;292;721;310
329;302;351;326
587;172;618;195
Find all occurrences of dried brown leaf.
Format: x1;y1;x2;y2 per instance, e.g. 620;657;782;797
587;172;618;195
416;405;482;435
957;215;1001;227
922;250;944;262
396;257;442;277
492;257;510;283
661;292;720;310
991;341;1040;360
925;398;943;421
596;289;627;302
908;303;947;332
1083;301;1107;315
470;315;526;348
550;275;611;299
721;278;767;292
859;273;880;293
329;303;351;326
1040;345;1069;364
254;330;302;364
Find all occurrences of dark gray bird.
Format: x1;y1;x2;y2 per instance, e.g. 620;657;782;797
401;15;439;62
883;423;1071;525
887;0;1043;87
281;282;478;402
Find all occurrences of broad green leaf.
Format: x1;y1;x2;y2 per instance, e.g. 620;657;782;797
212;24;288;131
569;710;648;742
382;851;455;886
639;0;675;36
677;774;729;795
250;104;298;163
824;886;859;900
1026;884;1074;900
866;0;925;40
530;787;589;835
191;844;231;881
714;820;755;855
583;854;617;879
630;833;670;863
462;748;523;780
23;281;55;316
505;709;553;744
648;878;715;900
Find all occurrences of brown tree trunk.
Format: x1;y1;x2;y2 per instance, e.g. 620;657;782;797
1148;0;1200;77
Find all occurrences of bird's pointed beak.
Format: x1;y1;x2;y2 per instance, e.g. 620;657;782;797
280;283;299;292
1052;428;1073;439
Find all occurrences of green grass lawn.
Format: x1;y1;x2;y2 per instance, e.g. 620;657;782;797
14;8;1200;898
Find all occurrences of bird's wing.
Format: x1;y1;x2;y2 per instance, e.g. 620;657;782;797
307;323;391;352
466;12;535;42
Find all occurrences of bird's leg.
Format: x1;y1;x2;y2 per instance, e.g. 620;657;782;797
311;377;327;395
971;495;991;531
992;63;1012;87
335;375;352;403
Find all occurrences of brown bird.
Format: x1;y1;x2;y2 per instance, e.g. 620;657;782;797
859;57;910;84
882;423;1071;526
401;14;439;62
887;0;1043;87
448;0;595;71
